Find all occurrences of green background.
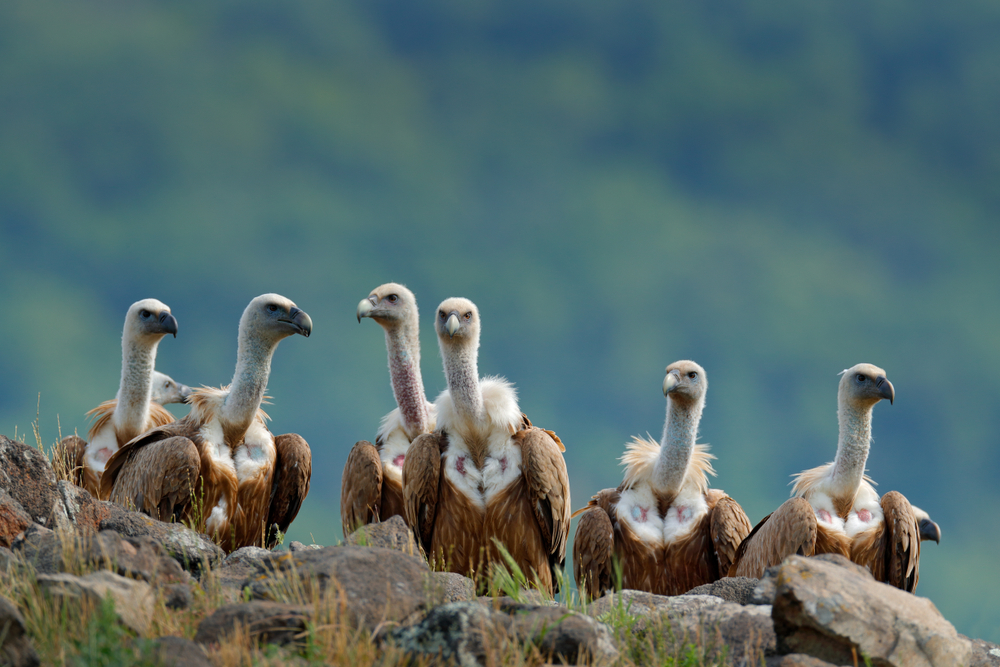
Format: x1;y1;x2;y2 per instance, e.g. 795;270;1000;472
1;0;998;642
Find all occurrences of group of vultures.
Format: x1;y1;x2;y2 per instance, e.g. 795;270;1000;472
60;285;940;601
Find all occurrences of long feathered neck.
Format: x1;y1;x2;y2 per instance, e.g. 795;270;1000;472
442;340;484;423
652;395;704;495
830;399;871;498
113;333;158;436
385;319;430;437
222;327;275;440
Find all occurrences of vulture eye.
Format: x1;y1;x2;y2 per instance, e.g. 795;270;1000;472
387;294;398;303
439;311;446;319
688;372;697;379
139;310;151;319
856;374;866;383
464;312;471;320
267;304;278;312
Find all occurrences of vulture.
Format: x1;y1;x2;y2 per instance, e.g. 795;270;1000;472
402;298;570;594
729;363;923;592
573;361;752;600
149;370;194;406
60;299;180;498
101;294;313;552
341;283;436;536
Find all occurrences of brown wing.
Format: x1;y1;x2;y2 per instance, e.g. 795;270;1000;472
402;431;444;554
106;435;201;523
707;492;752;577
730;497;817;578
265;433;311;548
572;502;615;601
100;416;195;499
517;427;571;568
853;491;919;592
341;440;382;536
59;435;100;496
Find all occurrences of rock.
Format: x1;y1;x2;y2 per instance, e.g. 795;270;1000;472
0;595;40;667
343;515;419;555
685;576;760;605
14;528;188;586
245;546;431;632
963;635;1000;667
752;567;779;604
37;571;155;635
147;636;212;667
163;583;193;610
99;507;225;575
0;490;32;548
770;554;972;667
288;540;323;552
429;572;476;604
0;436;60;528
194;601;311;647
765;655;839;667
587;590;775;659
385;601;617;666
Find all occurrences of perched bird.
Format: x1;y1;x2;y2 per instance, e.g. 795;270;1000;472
729;363;922;591
403;298;570;594
101;294;313;552
149;370;194;406
912;506;942;544
341;284;436;535
573;361;751;600
60;300;180;498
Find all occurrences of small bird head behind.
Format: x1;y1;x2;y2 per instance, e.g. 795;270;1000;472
663;360;707;404
242;294;313;343
434;297;480;343
357;283;417;327
150;370;193;405
125;299;178;341
838;363;894;407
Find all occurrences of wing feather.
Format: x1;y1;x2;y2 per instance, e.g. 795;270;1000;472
708;492;752;577
402;431;445;554
517;427;571;563
572;504;615;601
730;497;817;577
266;433;311;548
340;440;382;536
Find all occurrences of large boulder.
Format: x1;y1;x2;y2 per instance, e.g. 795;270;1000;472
194;601;311;647
0;490;32;548
770;553;972;667
0;436;60;529
98;507;225;575
685;576;761;605
244;546;432;632
206;546;272;601
37;571;155;635
343;515;420;556
0;595;40;666
146;636;212;667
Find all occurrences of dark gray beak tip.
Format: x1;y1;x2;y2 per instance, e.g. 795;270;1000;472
919;518;941;544
160;312;179;338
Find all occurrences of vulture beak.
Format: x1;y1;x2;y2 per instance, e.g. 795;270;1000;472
663;370;681;396
283;307;313;337
919;517;941;544
356;296;376;323
445;312;461;338
159;312;179;338
177;382;194;404
875;375;894;404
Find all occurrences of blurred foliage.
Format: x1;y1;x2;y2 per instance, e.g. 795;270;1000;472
1;0;998;641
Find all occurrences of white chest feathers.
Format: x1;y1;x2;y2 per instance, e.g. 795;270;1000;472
379;427;411;485
85;423;119;474
615;483;708;546
443;435;522;511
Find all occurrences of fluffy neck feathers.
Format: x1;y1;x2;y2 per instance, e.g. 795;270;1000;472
384;319;431;437
113;334;159;436
652;394;704;495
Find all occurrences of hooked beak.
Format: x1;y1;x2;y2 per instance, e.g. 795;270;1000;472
445;312;461;337
663;370;681;396
356;296;376;323
919;517;941;544
177;383;194;404
876;375;894;404
283;307;313;337
159;312;179;338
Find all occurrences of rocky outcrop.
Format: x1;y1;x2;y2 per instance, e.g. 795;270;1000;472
770;554;972;667
0;436;62;531
195;601;312;647
0;595;39;667
37;571;155;634
343;515;419;555
685;576;761;605
147;636;212;667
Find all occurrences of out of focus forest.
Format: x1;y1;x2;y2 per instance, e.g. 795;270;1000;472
1;0;998;641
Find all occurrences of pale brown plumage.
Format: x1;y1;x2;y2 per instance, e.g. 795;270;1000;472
101;294;313;552
729;363;922;592
342;284;435;536
401;297;570;594
572;361;751;600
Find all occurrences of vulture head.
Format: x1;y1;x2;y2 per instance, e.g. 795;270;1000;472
434;297;480;347
124;299;178;343
241;294;313;345
663;359;708;406
911;505;942;544
150;370;193;405
356;283;417;328
838;363;894;408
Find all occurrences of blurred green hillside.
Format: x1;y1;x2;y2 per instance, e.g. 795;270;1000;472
1;0;999;641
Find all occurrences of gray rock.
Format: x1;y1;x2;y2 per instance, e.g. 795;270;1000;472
37;571;155;634
429;571;476;604
765;655;839;667
147;636;212;667
0;595;40;666
752;566;779;604
245;546;431;632
504;602;618;664
771;554;972;667
194;601;311;647
962;635;1000;667
685;576;761;605
0;489;32;548
0;436;60;529
99;509;225;575
343;515;419;556
288;541;323;552
163;583;193;610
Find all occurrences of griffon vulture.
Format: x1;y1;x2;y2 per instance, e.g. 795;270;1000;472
59;300;179;498
573;361;751;600
729;363;923;591
341;284;436;535
402;298;570;594
101;294;313;552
